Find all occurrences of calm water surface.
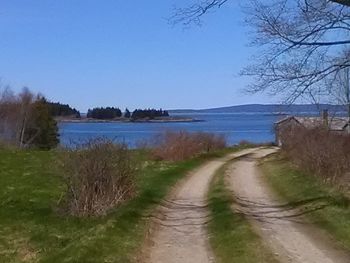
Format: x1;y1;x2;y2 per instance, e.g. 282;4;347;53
59;112;280;147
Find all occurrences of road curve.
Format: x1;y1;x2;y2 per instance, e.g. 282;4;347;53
144;148;257;263
226;148;350;263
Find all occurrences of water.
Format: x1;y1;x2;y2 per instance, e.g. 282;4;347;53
58;112;280;148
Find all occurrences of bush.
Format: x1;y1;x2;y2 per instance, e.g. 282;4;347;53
59;139;136;217
237;140;275;148
152;130;226;161
280;126;350;187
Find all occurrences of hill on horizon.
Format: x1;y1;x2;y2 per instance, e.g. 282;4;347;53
169;104;348;114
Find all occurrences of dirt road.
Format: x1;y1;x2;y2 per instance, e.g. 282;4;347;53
226;148;350;263
144;148;256;263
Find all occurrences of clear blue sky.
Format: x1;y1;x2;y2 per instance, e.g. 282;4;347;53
0;0;279;111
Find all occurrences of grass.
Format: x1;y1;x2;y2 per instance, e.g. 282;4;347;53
0;148;218;263
260;154;350;251
207;163;278;263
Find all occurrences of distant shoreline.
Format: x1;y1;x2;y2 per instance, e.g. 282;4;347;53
56;117;203;123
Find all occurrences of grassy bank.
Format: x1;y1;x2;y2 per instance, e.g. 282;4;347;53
0;149;216;263
261;154;350;250
207;164;277;263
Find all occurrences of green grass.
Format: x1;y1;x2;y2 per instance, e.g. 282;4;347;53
207;164;277;263
0;149;217;263
261;154;350;251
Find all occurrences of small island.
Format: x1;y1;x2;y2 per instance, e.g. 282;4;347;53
52;104;201;123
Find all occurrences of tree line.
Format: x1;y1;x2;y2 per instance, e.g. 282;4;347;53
131;108;169;119
0;86;171;149
86;107;169;120
48;102;81;118
87;107;122;119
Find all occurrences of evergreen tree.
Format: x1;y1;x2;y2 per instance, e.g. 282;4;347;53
25;97;59;149
124;108;131;118
86;107;122;119
131;108;170;119
48;102;80;118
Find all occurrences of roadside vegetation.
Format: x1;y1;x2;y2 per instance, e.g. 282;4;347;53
207;163;277;263
152;130;226;161
59;139;137;217
261;154;350;251
0;130;230;262
279;126;350;188
0;148;214;262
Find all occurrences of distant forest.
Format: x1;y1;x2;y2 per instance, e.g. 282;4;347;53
47;102;171;120
86;107;169;120
87;107;122;119
131;109;169;119
48;102;81;118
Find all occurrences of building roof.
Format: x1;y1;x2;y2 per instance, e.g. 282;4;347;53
275;116;349;131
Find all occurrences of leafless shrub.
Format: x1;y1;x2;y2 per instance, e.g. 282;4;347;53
238;140;276;148
152;130;226;161
135;137;153;150
280;126;350;187
59;138;136;217
238;140;252;146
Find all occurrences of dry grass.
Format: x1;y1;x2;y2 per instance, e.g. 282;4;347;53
152;130;226;161
59;138;137;217
279;126;350;188
237;140;275;148
261;154;350;250
0;146;217;262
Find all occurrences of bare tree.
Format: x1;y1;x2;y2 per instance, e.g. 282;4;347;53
169;0;229;26
170;0;350;26
170;0;350;102
17;87;34;148
329;66;350;128
241;0;350;103
333;0;350;7
0;87;58;148
0;87;33;147
0;86;17;144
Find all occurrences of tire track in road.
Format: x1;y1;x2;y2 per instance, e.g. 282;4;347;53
226;148;350;263
144;148;257;263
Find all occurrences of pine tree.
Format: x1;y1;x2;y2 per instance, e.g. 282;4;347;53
25;97;59;149
124;108;131;118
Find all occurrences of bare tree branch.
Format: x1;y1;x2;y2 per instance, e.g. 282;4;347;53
239;0;350;101
170;0;350;26
171;0;350;102
169;0;229;26
331;0;350;7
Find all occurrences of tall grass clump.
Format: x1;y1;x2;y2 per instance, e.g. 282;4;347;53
59;138;136;217
152;130;226;161
280;126;350;187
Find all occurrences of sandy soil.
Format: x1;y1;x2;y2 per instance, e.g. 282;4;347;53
226;148;350;263
144;148;257;263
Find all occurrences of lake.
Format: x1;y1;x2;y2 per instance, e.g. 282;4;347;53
59;112;281;148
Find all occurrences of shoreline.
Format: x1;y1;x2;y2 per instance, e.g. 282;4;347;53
56;117;204;124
